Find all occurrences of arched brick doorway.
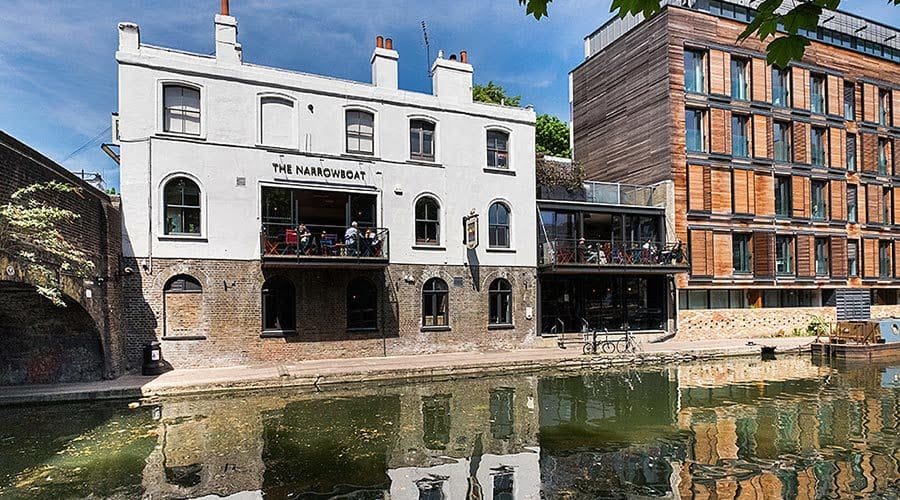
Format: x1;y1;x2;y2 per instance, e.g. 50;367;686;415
0;282;104;385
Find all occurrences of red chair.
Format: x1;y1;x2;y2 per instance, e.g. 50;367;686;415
284;229;298;255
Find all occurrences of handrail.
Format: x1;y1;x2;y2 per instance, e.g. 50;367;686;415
261;223;389;261
539;238;687;267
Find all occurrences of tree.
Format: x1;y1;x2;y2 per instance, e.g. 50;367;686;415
519;0;879;67
536;114;571;157
0;181;95;306
473;81;521;107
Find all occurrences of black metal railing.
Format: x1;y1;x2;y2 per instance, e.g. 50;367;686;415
539;239;687;268
261;224;389;261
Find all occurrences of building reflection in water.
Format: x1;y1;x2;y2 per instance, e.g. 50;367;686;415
125;356;900;499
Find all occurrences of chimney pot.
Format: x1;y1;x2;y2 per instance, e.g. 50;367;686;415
221;0;229;15
385;37;393;50
449;53;457;61
460;50;467;63
376;36;384;48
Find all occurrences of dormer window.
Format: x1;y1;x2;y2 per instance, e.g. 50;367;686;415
346;110;375;155
163;84;201;135
486;130;509;169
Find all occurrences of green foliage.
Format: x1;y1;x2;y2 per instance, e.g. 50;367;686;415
518;0;881;67
536;156;583;190
806;315;831;337
473;81;521;107
0;181;95;306
106;187;117;195
536;114;571;157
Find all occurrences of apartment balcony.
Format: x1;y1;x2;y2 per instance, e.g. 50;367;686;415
539;239;689;274
261;224;389;268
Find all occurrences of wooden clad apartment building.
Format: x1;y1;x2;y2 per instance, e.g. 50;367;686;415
571;0;900;313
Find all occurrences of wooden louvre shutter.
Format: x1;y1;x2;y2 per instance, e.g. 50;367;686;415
755;172;774;216
713;232;733;277
710;108;728;154
793;122;809;164
867;184;882;224
796;234;814;278
830;180;846;221
752;114;768;158
753;232;775;278
863;83;878;123
792;176;809;218
827;75;842;116
751;58;767;101
732;169;755;214
893;90;900;127
862;133;877;173
792;67;809;111
709;50;729;96
831;236;848;278
894;187;900;225
894;241;900;278
894;138;900;175
711;169;732;214
863;238;878;278
829;128;845;169
690;229;715;277
688;164;709;211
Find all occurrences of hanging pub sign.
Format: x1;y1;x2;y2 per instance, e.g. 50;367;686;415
463;210;479;249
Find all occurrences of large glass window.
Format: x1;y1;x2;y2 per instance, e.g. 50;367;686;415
415;197;441;245
487;130;510;168
811;126;827;167
730;58;748;100
810;74;826;114
848;240;859;277
488;278;512;326
879;138;890;175
815;237;829;276
163;84;200;135
773;121;791;162
772;67;790;107
811;180;828;221
844;82;855;120
848;184;858;223
685;108;706;152
163;177;201;235
879;89;891;126
422;278;449;327
733;233;752;274
347;278;377;331
731;114;749;158
684;49;706;93
775;175;792;217
262;276;295;333
260;96;295;148
346;110;374;155
776;235;795;275
488;202;511;248
409;119;435;161
847;134;857;171
880;240;892;278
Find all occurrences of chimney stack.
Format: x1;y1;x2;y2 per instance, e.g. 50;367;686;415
118;22;141;54
371;35;399;90
215;2;241;66
431;50;473;103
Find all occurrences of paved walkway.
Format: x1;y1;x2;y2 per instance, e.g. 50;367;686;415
0;336;816;405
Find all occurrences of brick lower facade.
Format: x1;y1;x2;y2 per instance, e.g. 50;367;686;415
123;257;538;369
677;304;900;340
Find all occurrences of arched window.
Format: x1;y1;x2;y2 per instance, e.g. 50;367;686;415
410;119;435;161
164;274;202;293
415;197;440;245
486;130;509;168
163;84;201;135
260;96;296;148
488;202;511;248
346;109;375;155
422;278;449;327
163;177;201;235
163;274;203;339
347;278;377;331
488;278;513;326
262;276;295;333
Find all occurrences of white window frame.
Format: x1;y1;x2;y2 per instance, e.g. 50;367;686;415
158;172;207;240
157;80;206;139
484;125;513;171
412;192;445;249
257;92;299;150
407;114;440;164
343;104;378;157
486;199;515;251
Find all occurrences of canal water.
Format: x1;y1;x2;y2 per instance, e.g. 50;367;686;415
0;355;898;499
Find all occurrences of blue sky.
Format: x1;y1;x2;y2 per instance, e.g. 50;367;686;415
2;1;898;191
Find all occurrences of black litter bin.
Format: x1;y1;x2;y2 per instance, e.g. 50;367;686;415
142;341;166;375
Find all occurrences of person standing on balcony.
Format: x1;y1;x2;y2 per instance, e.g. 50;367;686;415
345;221;359;256
297;223;311;255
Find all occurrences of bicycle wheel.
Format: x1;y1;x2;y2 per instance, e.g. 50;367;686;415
601;341;616;354
583;343;594;355
615;340;628;353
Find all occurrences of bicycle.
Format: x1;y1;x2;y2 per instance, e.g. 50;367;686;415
616;329;643;354
582;328;617;355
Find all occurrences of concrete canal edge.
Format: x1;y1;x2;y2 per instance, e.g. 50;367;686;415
0;338;814;406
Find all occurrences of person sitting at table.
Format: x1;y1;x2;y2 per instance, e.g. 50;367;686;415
361;228;376;256
345;221;359;256
297;223;312;255
596;246;607;264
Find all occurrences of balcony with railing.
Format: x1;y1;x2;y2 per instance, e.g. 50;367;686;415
261;224;389;267
539;238;688;272
537;180;667;207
